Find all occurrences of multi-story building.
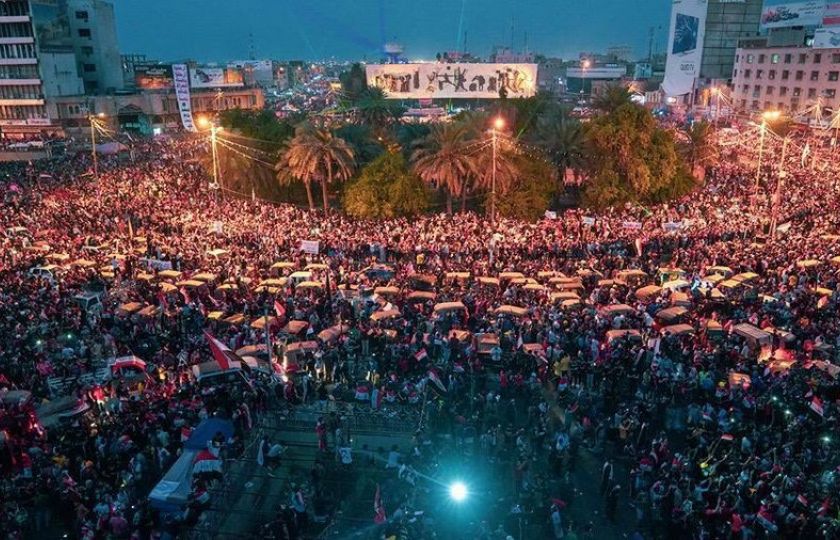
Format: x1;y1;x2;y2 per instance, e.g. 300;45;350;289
700;0;763;83
65;0;122;94
731;44;840;114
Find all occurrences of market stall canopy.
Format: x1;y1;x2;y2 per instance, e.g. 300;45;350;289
434;301;467;313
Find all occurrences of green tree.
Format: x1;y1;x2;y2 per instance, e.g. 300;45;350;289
343;151;428;218
355;87;404;132
529;107;584;184
592;84;635;114
339;63;368;103
411;122;479;214
680;120;717;172
275;123;356;213
582;103;695;209
335;124;384;167
493;154;557;221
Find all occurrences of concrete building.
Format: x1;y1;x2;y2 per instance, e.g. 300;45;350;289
565;64;628;94
699;0;763;84
731;44;840;114
48;86;266;135
65;0;123;94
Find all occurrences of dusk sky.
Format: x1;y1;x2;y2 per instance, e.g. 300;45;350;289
115;0;671;63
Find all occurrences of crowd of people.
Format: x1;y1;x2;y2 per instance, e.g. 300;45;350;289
0;126;839;539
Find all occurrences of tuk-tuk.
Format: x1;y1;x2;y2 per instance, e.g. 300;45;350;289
657;267;686;286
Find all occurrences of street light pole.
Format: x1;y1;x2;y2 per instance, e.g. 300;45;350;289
489;116;505;223
755;110;779;188
770;137;789;242
90;115;98;180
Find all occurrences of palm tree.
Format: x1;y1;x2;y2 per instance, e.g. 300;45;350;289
529;108;584;184
592;84;636;113
275;123;356;213
681;120;717;171
411;122;479;214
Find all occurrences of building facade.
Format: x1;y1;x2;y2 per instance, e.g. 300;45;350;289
731;44;840;113
65;0;122;94
700;0;763;82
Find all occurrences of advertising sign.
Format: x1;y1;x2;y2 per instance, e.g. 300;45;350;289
134;64;173;90
662;0;708;96
760;1;826;29
172;64;196;132
189;67;244;88
813;26;840;47
823;2;840;25
365;63;537;99
31;0;73;52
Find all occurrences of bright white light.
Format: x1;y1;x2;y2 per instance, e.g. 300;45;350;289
449;481;468;502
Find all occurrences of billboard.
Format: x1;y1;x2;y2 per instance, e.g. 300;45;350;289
760;1;826;29
189;67;244;88
134;64;173;90
31;0;73;52
365;63;537;99
823;2;840;25
662;0;708;96
813;26;840;47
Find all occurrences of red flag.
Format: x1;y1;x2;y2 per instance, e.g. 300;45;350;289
374;484;387;524
427;368;447;393
274;300;286;319
204;331;240;371
414;348;427;362
797;494;808;507
810;396;824;417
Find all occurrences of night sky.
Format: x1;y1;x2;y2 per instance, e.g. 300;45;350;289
115;0;671;63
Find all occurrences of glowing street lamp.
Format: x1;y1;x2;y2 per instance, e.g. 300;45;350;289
755;110;780;187
490;116;505;222
580;59;591;96
198;116;223;191
449;481;468;502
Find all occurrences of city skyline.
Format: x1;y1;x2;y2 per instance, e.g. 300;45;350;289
114;0;670;62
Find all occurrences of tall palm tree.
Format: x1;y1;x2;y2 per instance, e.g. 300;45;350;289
530;108;584;183
355;87;404;132
411;122;479;214
275;123;356;213
592;84;636;113
681;120;717;171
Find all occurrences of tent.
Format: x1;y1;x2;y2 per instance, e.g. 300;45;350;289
185;418;234;451
148;449;198;512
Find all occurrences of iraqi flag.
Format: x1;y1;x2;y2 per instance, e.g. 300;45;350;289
274;300;286;319
374;483;387;524
192;449;223;475
810;396;824;417
427;368;447;394
414;348;428;362
204;331;240;370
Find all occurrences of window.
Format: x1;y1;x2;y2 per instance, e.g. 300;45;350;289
751;100;760;109
758;54;766;63
771;54;780;64
829;71;839;82
75;10;88;20
807;88;817;98
744;69;751;78
793;87;801;97
781;70;789;80
768;70;776;80
784;54;792;63
743;84;750;93
795;70;804;80
766;86;774;95
735;54;740;63
826;89;837;98
746;54;754;64
779;87;788;96
814;53;822;64
733;69;738;78
756;69;764;79
78;28;91;38
799;53;807;63
810;70;819;81
752;85;761;97
833;53;840;63
83;63;96;73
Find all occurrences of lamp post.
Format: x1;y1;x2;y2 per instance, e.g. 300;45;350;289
755;110;779;188
197;116;222;192
490;116;505;223
89;112;105;179
770;136;789;241
580;59;591;97
711;87;721;127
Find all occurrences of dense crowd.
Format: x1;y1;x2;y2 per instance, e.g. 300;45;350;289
0;128;839;540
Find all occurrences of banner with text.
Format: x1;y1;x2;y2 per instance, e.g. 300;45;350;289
366;63;537;99
172;64;196;132
760;1;826;29
662;0;708;96
813;26;840;47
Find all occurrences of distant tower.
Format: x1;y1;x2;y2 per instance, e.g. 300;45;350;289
384;42;404;64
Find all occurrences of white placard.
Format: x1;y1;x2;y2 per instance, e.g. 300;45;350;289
300;240;320;255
